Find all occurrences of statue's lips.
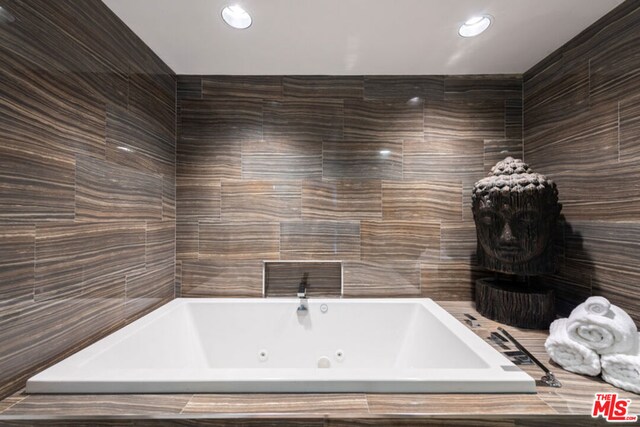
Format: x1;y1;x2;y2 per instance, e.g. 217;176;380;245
495;246;522;256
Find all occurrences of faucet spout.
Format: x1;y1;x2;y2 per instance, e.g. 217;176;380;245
297;272;309;312
297;272;309;298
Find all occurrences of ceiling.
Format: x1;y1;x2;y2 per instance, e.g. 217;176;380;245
103;0;623;75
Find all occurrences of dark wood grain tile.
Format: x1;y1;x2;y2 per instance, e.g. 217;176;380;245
619;93;640;162
34;222;146;301
403;139;484;181
179;99;262;140
4;394;191;416
125;264;174;318
361;220;440;262
588;6;640;105
146;221;175;268
283;76;363;99
162;174;176;222
363;76;444;101
220;180;302;221
242;140;322;179
265;261;342;297
591;266;640;324
524;101;618;173
0;143;75;222
105;105;174;176
176;221;199;261
0;224;35;308
263;99;343;142
366;394;555;415
440;222;476;260
444;75;522;100
425;99;505;140
343;260;421;297
344;99;424;141
182;394;369;415
280;220;360;260
302;179;382;220
421;260;482;301
176;178;221;221
75;156;163;222
177;75;202;100
505;98;523;140
181;260;263;297
322;141;402;179
382;180;462;221
177;139;241;180
128;72;176;138
202;76;282;99
484;139;523;174
199;222;280;261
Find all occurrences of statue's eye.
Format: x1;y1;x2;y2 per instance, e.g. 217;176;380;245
480;213;496;226
518;212;538;225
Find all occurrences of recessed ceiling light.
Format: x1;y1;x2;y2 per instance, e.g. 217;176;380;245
221;5;252;29
458;15;492;38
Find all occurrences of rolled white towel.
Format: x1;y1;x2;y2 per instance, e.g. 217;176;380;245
602;334;640;394
566;296;638;355
545;318;601;376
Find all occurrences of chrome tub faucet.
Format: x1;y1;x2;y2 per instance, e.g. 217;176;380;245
297;272;309;312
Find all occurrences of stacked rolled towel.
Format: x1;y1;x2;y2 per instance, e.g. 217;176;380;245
566;296;639;355
601;336;640;394
545;318;601;376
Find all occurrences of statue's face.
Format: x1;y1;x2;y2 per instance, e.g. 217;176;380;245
475;196;555;264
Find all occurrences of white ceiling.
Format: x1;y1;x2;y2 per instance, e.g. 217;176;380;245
103;0;623;75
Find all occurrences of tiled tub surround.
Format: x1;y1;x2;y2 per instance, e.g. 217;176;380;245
0;0;176;399
26;299;534;394
176;75;524;299
1;302;638;425
523;0;640;323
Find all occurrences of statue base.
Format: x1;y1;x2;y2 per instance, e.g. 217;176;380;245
475;277;555;330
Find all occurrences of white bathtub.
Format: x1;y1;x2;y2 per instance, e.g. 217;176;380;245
26;298;535;393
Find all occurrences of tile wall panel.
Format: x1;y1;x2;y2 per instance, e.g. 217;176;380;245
0;0;176;398
177;74;522;298
523;1;640;322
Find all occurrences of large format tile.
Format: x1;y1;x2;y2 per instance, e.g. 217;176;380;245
280;220;360;260
199;222;280;261
181;260;263;297
619;93;640;162
242;140;322;180
323;141;402;180
75;156;163;222
344;99;424;141
176;178;221;221
0;224;35;307
444;75;522;100
263;99;343;142
424;99;505;141
177;139;242;180
145;221;175;268
361;221;440;262
343;260;421;297
202;76;282;99
220;180;302;221
34;222;146;301
403;139;484;181
302;179;382;220
0;143;75;222
179;99;263;140
182;394;369;414
363;76;444;101
382;180;462;222
421;260;483;301
4;394;191;416
283;76;363;99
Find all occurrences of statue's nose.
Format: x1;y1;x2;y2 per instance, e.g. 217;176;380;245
499;222;516;244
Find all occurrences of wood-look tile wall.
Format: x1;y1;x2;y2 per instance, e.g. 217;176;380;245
176;75;523;298
523;0;640;323
0;0;176;398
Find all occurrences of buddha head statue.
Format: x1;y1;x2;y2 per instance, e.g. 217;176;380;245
471;157;562;276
